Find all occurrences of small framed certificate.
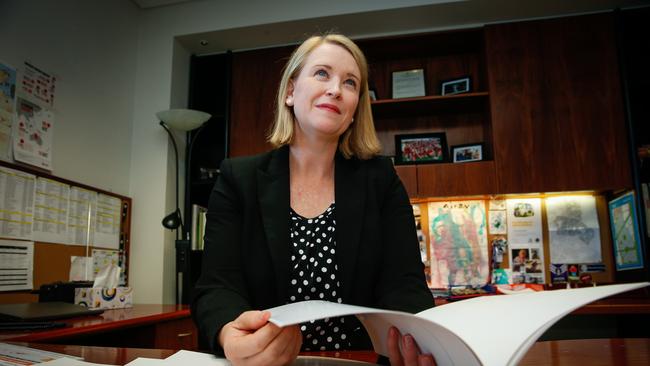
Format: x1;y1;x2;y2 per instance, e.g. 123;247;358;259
392;69;425;99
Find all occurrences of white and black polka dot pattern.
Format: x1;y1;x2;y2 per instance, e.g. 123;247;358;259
287;203;353;351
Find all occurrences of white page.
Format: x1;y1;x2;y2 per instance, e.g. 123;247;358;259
268;301;478;366
0;342;78;364
94;193;121;249
162;350;378;365
37;357;116;366
163;350;229;365
412;283;648;366
67;187;97;246
124;358;167;366
0;166;35;240
33;177;69;244
0;240;34;291
268;283;649;366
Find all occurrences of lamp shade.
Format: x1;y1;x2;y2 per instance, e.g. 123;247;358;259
156;109;211;131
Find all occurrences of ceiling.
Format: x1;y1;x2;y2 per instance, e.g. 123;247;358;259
133;0;650;55
130;0;197;8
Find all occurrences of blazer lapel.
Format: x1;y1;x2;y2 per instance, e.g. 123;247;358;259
257;146;290;303
334;155;365;302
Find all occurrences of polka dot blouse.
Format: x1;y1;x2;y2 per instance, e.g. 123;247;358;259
288;203;355;351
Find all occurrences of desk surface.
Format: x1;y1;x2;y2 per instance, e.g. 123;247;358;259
0;304;190;342
12;338;650;365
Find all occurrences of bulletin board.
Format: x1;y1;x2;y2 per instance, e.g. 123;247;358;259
0;160;131;304
414;193;615;289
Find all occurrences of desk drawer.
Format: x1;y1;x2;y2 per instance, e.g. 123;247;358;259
154;317;198;350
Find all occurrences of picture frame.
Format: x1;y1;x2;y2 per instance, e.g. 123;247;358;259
451;143;484;163
394;132;448;165
368;89;377;101
440;76;471;96
608;191;644;271
392;69;426;99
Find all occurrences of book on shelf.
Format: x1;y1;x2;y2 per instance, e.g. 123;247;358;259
191;204;207;250
268;282;649;366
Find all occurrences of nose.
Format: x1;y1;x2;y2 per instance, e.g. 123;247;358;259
326;81;341;99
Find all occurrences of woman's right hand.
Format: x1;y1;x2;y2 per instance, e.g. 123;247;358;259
218;310;302;366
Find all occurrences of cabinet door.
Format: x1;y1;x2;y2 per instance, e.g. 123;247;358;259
486;13;632;194
154;317;199;350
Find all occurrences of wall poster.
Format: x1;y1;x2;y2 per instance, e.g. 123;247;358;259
428;200;488;288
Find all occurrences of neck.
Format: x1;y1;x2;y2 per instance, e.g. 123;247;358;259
289;135;338;179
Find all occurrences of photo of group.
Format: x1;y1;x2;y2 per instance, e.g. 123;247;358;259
394;132;448;165
511;247;544;283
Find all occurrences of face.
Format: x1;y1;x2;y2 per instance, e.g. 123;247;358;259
286;43;361;142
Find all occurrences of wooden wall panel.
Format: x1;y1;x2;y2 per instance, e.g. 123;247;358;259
486;13;632;194
229;46;293;157
395;166;417;197
417;161;496;197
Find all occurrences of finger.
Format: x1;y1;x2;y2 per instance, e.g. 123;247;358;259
418;354;436;366
402;334;421;366
229;315;284;359
246;326;300;366
232;310;271;331
387;326;404;366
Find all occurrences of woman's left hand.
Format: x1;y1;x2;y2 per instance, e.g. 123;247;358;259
387;326;436;366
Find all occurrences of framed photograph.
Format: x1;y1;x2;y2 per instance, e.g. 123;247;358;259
392;69;425;99
451;143;484;163
394;132;448;165
608;191;644;271
368;89;377;101
440;76;471;96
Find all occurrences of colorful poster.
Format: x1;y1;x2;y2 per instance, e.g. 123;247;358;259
13;97;54;170
428;200;488;288
21;62;56;108
506;198;543;245
0;61;17;161
546;195;601;264
608;192;644;271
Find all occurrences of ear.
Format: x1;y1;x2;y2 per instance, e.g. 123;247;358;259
285;80;295;106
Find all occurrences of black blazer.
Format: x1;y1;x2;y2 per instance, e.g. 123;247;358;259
191;145;433;354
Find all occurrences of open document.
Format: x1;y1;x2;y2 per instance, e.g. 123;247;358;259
268;282;649;366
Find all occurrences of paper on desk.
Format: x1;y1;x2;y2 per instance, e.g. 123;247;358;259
159;350;378;365
163;350;230;365
123;358;167;365
37;357;117;365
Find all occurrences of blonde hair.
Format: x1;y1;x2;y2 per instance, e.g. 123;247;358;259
267;34;381;160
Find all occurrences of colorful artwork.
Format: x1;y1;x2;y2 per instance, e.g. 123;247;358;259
608;192;644;271
428;200;488;288
488;210;507;234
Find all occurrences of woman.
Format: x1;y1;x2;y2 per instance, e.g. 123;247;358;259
191;34;434;366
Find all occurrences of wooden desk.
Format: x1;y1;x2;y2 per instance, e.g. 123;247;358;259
0;304;197;350
12;338;650;365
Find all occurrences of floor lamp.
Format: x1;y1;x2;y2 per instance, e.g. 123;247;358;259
158;108;211;304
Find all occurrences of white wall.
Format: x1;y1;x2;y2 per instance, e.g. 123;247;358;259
0;0;138;195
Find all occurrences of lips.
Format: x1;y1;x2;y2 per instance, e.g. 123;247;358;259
316;103;341;114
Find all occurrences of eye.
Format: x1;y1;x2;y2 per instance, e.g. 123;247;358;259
344;78;357;89
315;69;329;79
